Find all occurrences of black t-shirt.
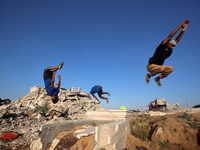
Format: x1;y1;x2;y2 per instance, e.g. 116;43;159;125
149;41;173;65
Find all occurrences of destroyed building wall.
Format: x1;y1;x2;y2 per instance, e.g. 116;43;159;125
148;98;183;111
13;85;101;120
149;98;167;110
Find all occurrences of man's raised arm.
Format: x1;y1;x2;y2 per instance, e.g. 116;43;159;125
162;19;190;45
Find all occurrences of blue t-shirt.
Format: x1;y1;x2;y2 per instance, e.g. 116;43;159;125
90;85;101;96
44;79;60;96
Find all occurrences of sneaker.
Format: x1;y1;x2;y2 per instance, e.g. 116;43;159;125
145;74;151;84
107;92;111;96
106;98;109;103
57;61;64;70
154;77;161;87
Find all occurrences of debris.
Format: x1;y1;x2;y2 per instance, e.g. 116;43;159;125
76;126;95;139
147;98;182;111
149;98;166;110
0;104;11;118
49;139;60;150
30;138;43;150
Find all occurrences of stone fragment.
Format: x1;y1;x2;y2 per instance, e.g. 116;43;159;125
155;127;163;134
30;138;43;150
76;126;95;139
49;139;60;150
0;104;11;118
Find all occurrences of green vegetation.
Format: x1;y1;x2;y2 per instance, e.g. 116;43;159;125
184;129;188;133
160;116;167;121
34;101;50;117
187;122;200;129
130;118;138;125
182;112;191;121
159;140;170;150
132;124;148;140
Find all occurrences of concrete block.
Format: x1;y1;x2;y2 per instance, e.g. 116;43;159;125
40;119;109;150
149;111;166;116
86;110;134;121
30;85;40;92
94;120;128;150
41;119;94;150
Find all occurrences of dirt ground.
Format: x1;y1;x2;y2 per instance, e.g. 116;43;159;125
126;111;200;150
47;111;200;150
46;124;96;150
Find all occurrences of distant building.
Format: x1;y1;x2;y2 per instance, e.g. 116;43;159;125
149;98;166;110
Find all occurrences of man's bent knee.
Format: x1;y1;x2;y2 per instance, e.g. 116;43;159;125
163;66;174;72
170;66;174;72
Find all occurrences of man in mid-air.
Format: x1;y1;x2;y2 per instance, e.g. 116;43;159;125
145;19;190;87
90;85;110;103
43;61;64;103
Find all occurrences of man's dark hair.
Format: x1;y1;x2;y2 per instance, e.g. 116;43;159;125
52;96;59;104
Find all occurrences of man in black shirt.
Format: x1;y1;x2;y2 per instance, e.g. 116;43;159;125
145;19;190;87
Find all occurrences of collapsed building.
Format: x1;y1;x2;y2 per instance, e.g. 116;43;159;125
147;98;182;111
13;85;101;120
148;98;167;110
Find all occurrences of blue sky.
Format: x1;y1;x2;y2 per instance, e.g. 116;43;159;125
1;0;200;110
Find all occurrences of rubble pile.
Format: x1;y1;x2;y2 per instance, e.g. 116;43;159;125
0;85;101;149
14;85;101;120
0;105;46;149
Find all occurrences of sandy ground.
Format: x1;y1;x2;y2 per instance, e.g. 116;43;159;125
46;111;200;150
46;125;95;150
126;111;200;150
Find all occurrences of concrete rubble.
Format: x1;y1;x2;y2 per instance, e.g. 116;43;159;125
0;85;101;150
147;98;193;112
76;126;95;139
1;85;200;150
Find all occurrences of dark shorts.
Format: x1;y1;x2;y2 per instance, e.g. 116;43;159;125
98;88;103;97
43;69;53;80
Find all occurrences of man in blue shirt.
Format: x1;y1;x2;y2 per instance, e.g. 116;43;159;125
43;61;64;104
90;85;110;103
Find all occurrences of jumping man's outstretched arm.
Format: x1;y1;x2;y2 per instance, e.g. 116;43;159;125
162;19;190;45
93;95;100;103
175;19;190;43
58;75;61;87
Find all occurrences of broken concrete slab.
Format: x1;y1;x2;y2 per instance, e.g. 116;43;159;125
76;126;95;139
94;120;128;150
86;110;134;121
49;139;60;150
149;111;167;116
40;119;104;150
